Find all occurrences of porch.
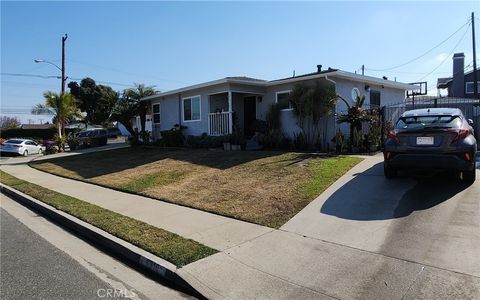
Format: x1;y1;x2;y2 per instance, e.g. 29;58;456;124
208;91;261;136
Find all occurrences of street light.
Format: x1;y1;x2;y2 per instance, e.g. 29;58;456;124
34;34;68;94
34;59;62;71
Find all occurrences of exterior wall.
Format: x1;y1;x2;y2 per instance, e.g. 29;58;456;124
148;76;408;149
464;69;480;99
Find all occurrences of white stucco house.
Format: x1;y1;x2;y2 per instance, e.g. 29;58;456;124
141;66;418;149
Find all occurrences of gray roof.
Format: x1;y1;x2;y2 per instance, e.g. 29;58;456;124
225;76;266;82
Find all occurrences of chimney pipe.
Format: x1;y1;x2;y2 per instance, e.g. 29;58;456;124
452;53;465;97
317;65;322;73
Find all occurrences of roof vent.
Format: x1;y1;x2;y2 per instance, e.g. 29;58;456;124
317;65;322;72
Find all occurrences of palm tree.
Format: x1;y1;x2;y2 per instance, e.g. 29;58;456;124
32;91;80;138
123;84;158;133
336;93;372;148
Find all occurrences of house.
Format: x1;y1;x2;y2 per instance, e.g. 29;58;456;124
437;52;480;98
142;65;417;149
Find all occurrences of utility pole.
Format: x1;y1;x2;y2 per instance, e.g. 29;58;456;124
472;12;478;99
61;34;68;95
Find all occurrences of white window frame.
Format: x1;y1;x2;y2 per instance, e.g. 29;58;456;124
275;90;293;111
465;82;480;94
182;95;201;122
152;103;161;124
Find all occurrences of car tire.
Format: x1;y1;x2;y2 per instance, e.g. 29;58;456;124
23;150;28;157
38;148;44;155
463;169;476;183
384;164;397;179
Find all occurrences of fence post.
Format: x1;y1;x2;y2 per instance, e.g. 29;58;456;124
380;106;385;150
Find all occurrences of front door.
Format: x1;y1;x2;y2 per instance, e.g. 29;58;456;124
244;96;257;136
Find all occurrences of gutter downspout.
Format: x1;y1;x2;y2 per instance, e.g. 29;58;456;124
178;94;182;128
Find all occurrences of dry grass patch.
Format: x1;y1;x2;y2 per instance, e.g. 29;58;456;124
31;148;362;228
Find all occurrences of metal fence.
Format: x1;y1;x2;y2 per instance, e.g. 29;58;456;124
381;97;480;144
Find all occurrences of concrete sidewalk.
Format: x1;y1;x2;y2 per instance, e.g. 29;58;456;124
0;160;272;251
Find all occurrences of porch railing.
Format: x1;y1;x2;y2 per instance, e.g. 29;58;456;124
208;112;231;136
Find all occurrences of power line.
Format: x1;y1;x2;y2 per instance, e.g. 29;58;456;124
1;72;60;79
367;19;471;72
1;73;137;88
416;22;471;82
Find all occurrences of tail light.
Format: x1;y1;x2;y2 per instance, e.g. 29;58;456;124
465;152;471;161
451;128;470;143
387;130;400;144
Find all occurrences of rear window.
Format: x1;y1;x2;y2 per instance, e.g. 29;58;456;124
5;139;23;144
396;115;461;129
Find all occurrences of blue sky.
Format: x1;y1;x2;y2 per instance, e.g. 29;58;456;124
1;1;479;123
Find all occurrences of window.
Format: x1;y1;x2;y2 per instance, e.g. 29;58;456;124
465;82;480;94
152;103;160;124
276;91;292;110
370;90;381;107
183;95;201;121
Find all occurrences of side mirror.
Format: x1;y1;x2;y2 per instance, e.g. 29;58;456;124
467;119;474;125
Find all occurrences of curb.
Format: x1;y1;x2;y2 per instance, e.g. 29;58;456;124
0;183;205;299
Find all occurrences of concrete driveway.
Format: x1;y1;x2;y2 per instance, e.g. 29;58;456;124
283;154;480;277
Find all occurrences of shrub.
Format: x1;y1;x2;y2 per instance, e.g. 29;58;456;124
0;128;57;140
159;129;183;147
258;130;291;150
186;134;225;149
66;134;80;150
249;119;268;134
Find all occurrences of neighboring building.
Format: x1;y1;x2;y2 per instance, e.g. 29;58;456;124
437;52;480;98
142;66;417;149
20;124;55;130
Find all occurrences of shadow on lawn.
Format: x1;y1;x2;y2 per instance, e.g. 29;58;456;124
30;147;288;179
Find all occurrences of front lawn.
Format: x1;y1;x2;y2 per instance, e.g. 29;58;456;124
30;148;362;228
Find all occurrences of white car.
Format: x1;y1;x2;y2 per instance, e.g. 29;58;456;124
0;139;45;156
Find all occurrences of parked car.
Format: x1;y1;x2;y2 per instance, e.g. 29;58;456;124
107;127;122;138
384;108;477;183
0;138;45;156
76;129;108;147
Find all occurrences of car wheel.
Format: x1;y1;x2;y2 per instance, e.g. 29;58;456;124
462;169;476;183
38;148;44;155
23;150;28;157
384;164;397;179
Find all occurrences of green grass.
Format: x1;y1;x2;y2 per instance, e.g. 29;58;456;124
118;170;186;193
0;170;217;267
30;148;363;228
303;156;361;200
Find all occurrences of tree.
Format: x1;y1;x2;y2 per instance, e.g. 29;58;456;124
31;92;80;138
110;92;137;137
289;82;337;149
68;78;117;125
336;93;373;149
0;116;21;129
123;83;158;133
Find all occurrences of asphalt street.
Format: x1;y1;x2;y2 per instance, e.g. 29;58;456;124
0;195;191;300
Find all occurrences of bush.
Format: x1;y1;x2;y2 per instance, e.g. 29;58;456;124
0;128;57;140
186;134;225;149
66;134;80;150
249;119;268;134
159;129;183;147
258;130;291;150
